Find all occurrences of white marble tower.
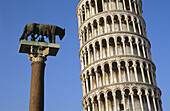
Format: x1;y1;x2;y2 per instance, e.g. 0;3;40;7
76;0;163;111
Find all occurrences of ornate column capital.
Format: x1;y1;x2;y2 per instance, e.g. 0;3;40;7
94;69;98;74
89;72;93;76
125;61;129;67
122;38;125;42
97;96;100;101
140;62;144;68
145;90;150;96
135;39;140;44
130;90;134;95
28;46;50;62
121;90;125;95
129;37;133;42
86;100;91;107
112;91;116;96
91;97;95;104
152;93;155;98
117;61;121;67
104;93;108;98
85;74;89;79
138;90;142;96
132;62;137;68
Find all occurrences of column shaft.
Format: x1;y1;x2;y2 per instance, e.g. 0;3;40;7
152;95;158;111
95;72;99;87
105;96;109;111
113;93;117;111
138;92;144;111
118;64;122;82
133;63;138;82
100;41;103;59
146;93;151;111
130;92;135;111
29;61;45;111
86;77;89;93
90;75;93;90
130;39;134;55
146;64;151;84
109;66;113;83
115;40;118;55
107;41;110;57
140;65;146;83
136;41;141;56
122;39;126;55
126;63;130;82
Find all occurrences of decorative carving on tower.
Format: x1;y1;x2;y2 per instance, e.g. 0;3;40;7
77;0;163;111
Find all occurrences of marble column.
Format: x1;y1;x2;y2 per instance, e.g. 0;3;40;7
90;73;93;90
140;62;146;83
138;90;144;111
130;91;135;111
145;91;151;111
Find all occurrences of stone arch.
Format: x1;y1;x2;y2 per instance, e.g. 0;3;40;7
93;20;98;36
97;0;103;13
128;16;134;32
117;36;123;55
106;15;112;32
121;15;127;31
99;17;105;34
102;39;107;58
114;15;120;31
109;37;116;56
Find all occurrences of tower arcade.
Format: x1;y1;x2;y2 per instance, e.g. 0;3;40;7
77;0;163;111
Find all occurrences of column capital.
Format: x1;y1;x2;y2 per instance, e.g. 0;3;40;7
89;73;93;76
117;63;121;68
94;70;98;74
112;91;116;96
87;100;91;106
140;62;144;68
81;30;85;33
129;37;133;42
136;39;140;44
82;77;86;82
109;62;112;67
152;93;155;98
97;96;100;101
141;43;145;46
133;63;137;68
125;62;129;67
138;90;142;96
130;91;134;95
145;67;149;71
145;90;150;96
122;38;125;42
101;65;104;70
121;90;125;95
109;65;112;69
104;93;108;98
85;75;89;79
117;61;121;66
114;38;117;42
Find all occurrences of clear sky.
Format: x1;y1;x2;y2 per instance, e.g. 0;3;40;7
0;0;169;111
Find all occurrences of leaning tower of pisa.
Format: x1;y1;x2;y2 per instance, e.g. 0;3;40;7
76;0;163;111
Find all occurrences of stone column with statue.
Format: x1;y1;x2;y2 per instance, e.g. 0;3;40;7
19;23;65;111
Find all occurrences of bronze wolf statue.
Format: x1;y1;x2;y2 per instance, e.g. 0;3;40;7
19;23;65;43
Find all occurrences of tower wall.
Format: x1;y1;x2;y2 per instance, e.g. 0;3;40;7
77;0;163;111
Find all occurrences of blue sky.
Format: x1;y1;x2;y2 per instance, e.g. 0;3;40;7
0;0;169;111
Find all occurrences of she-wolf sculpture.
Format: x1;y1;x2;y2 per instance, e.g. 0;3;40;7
19;23;65;43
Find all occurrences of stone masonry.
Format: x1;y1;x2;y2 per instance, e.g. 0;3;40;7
76;0;163;111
